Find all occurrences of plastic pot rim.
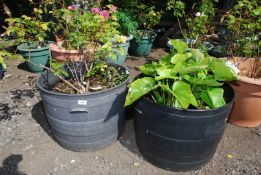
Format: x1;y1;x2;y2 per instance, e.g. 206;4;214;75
237;75;261;86
37;64;130;97
137;30;157;40
17;41;53;52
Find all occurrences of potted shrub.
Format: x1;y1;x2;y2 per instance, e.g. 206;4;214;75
106;7;137;65
112;0;161;57
166;0;219;51
106;34;133;65
221;0;261;127
130;3;162;57
35;4;129;152
125;39;237;171
5;8;52;73
49;4;119;62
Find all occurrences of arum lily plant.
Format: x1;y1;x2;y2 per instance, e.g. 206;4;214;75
125;40;238;109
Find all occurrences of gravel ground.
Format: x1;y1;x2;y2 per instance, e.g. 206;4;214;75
0;48;260;175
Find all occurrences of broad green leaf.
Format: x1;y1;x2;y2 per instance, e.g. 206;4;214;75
210;59;237;81
172;81;197;109
155;65;177;80
207;87;226;108
191;49;207;64
175;65;208;75
139;62;159;76
183;75;223;86
197;70;207;79
159;54;173;65
156;66;172;76
169;39;188;53
201;90;213;108
171;53;191;64
125;77;157;106
174;99;182;108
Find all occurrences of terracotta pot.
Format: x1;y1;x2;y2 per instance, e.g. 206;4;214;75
49;43;83;62
228;58;261;127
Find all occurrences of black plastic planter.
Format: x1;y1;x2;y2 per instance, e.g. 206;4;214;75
133;84;234;171
0;64;3;80
37;65;129;152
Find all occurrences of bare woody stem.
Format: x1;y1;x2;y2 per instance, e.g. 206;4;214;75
24;59;83;94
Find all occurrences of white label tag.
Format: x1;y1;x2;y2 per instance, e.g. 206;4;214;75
78;100;87;105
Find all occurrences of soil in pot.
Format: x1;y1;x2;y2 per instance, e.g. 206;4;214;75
17;42;51;73
133;84;234;171
228;58;261;127
37;64;129;151
130;30;157;57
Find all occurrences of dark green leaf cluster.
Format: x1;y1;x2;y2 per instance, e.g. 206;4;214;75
221;0;261;58
115;10;138;36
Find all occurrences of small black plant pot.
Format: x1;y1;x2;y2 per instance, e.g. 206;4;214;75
0;64;3;80
133;84;234;171
37;65;129;152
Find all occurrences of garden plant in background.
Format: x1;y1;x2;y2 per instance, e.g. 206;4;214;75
107;0;162;56
5;7;52;72
166;0;219;48
221;0;261;127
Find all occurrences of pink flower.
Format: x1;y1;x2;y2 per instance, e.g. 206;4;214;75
100;10;109;19
67;5;77;10
91;8;101;14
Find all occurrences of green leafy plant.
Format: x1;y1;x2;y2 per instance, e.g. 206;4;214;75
221;0;260;79
0;38;23;70
167;0;218;47
125;39;237;109
32;2;126;94
115;9;138;36
5;7;51;48
108;0;162;30
52;5;119;50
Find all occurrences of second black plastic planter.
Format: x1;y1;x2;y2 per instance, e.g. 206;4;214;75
37;65;129;152
133;84;234;171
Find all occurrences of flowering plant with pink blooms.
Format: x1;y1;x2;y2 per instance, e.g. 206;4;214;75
51;4;119;51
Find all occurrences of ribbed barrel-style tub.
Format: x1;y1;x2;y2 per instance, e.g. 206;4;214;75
37;66;129;151
133;84;234;171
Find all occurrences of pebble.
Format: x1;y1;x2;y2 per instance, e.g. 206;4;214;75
95;155;100;160
71;160;76;164
26;102;32;107
5;74;12;79
23;144;34;151
133;162;140;167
